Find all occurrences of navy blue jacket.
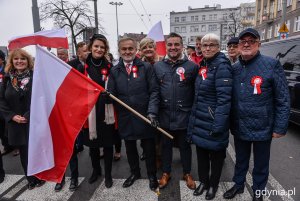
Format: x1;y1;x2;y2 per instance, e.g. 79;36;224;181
187;52;232;151
153;55;198;130
230;52;290;141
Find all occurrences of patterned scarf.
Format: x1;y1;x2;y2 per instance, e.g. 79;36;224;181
9;69;31;91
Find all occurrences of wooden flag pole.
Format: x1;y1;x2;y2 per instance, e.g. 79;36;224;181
108;93;173;140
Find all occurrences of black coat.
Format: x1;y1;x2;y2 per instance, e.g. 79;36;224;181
77;54;115;147
0;71;32;146
153;56;199;130
108;57;159;140
67;58;83;70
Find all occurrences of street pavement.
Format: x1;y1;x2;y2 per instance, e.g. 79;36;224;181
0;123;299;201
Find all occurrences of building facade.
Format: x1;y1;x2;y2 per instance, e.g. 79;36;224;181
169;4;255;50
255;0;300;41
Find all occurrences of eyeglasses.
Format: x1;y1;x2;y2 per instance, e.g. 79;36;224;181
202;44;219;49
239;39;259;45
227;44;238;48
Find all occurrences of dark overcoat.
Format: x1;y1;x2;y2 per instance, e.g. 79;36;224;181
108;57;159;140
0;71;32;146
77;54;115;147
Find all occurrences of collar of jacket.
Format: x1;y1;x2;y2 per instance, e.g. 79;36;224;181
238;51;261;65
163;53;187;65
117;57;143;68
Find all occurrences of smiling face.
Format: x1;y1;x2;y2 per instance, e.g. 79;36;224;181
91;39;106;59
166;37;183;62
141;43;156;60
238;34;260;61
12;53;28;73
201;40;220;59
118;39;137;63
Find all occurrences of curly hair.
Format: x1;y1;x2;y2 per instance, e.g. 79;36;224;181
5;49;34;73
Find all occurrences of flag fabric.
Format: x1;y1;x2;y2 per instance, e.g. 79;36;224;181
27;45;103;183
8;29;68;50
147;21;167;56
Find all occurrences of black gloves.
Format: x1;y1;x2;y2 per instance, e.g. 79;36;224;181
147;114;159;128
100;91;112;103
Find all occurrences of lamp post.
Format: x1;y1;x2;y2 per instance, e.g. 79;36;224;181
32;0;41;32
93;0;99;33
109;2;123;42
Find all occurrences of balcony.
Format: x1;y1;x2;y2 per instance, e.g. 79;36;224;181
262;13;274;24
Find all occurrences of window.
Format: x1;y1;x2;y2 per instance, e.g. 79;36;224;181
175;17;179;22
209;15;213;20
214;14;217;20
294;16;300;31
191;16;198;21
181;16;186;22
275;23;280;37
267;26;273;39
208;24;217;31
174;27;179;32
190;36;196;42
190;25;199;32
223;14;227;20
181;27;186;33
201;25;206;32
261;29;265;40
202;15;206;21
287;0;293;6
182;36;186;42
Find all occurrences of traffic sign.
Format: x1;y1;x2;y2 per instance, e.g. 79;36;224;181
279;23;289;33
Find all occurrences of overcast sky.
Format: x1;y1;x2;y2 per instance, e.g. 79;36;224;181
0;0;254;56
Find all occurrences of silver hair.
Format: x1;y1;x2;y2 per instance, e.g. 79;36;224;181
201;33;220;45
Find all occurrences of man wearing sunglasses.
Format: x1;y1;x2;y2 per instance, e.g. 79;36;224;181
223;28;290;201
227;37;239;64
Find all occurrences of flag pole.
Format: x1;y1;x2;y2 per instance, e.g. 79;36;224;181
108;93;173;139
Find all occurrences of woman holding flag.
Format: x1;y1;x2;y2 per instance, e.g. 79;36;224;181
78;34;116;188
0;48;45;190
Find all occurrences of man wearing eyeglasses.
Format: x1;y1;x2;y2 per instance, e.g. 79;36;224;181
223;28;290;201
227;37;239;64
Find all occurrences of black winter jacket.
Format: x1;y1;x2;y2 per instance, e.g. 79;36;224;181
108;57;159;140
187;52;232;151
153;55;198;130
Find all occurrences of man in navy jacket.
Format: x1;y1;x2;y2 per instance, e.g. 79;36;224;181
223;28;290;201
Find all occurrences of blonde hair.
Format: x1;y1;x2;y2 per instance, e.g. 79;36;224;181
139;38;156;51
5;49;34;73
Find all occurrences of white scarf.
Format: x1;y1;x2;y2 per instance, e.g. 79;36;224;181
88;76;115;140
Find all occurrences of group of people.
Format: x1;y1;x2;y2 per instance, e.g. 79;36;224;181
0;27;290;201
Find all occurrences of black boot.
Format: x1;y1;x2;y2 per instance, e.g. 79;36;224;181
88;168;102;184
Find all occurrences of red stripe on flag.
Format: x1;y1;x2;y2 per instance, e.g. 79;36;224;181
35;68;103;183
156;41;166;56
8;35;68;50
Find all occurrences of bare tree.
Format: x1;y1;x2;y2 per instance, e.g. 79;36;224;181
40;0;103;50
224;11;244;37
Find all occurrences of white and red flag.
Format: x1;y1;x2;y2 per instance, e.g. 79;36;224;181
147;21;166;57
27;45;102;183
8;29;68;50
